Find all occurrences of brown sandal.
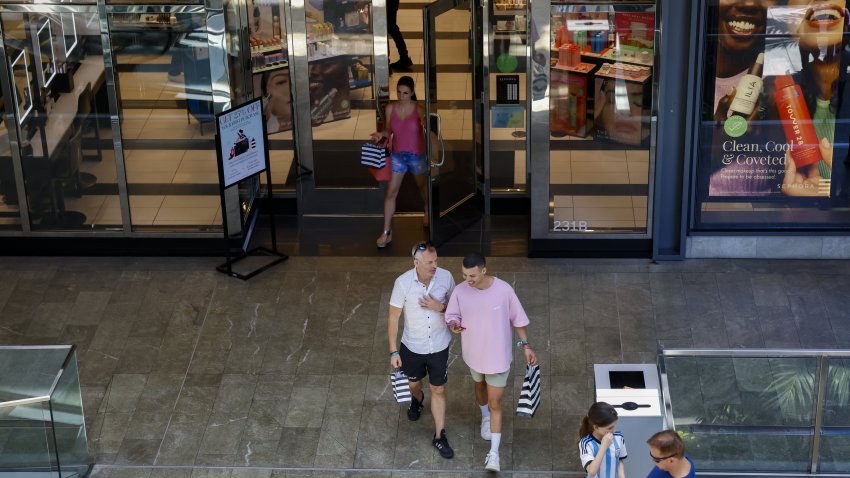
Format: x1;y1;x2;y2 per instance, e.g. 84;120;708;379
376;229;392;248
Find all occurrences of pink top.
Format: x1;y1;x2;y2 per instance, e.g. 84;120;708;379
445;277;530;374
391;104;425;154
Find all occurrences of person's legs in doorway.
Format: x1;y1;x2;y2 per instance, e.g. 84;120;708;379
387;0;412;71
412;157;429;227
378;170;405;248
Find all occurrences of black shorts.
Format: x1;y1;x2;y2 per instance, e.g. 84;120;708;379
399;343;449;386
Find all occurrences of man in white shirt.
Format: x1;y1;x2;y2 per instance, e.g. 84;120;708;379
388;241;456;459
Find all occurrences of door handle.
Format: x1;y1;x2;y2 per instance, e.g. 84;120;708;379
429;112;445;167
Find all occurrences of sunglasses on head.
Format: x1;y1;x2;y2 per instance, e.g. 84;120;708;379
412;241;433;258
650;452;676;463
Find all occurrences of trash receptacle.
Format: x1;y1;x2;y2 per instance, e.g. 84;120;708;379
594;364;664;478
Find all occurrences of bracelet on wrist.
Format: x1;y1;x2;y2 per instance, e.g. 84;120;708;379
516;339;529;348
389;351;399;357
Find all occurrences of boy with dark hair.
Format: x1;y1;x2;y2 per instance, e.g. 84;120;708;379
445;252;537;472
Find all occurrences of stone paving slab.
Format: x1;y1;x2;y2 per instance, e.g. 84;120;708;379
1;256;849;476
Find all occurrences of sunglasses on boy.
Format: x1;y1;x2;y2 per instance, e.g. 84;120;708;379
650;452;676;463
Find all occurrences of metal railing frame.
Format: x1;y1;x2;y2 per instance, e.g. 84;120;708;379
659;349;850;477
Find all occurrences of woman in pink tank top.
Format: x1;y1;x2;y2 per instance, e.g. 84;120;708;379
370;76;429;248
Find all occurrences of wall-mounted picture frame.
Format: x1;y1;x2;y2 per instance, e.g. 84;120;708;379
60;13;77;58
11;48;33;124
33;17;57;88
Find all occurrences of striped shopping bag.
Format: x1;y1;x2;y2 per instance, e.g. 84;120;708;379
516;364;541;418
390;370;412;404
361;141;387;169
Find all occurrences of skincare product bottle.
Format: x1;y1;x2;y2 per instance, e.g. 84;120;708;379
774;74;823;169
729;53;764;117
311;88;338;125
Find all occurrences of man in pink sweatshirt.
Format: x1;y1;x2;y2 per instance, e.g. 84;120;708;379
445;252;537;472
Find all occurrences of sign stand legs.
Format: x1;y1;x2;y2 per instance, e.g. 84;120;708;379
213;98;287;281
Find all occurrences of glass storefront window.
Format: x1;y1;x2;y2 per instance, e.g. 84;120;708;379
548;2;656;234
1;9;121;231
250;0;296;192
305;0;377;189
109;7;221;230
0;83;19;230
694;0;850;230
490;0;528;192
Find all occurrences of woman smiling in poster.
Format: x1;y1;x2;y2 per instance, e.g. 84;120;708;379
777;0;849;196
713;0;779;118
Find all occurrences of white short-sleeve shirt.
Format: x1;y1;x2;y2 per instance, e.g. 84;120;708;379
389;267;455;355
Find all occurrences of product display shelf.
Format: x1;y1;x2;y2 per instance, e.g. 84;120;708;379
253;61;288;74
494;9;526;16
551;62;595;74
493;30;526;38
252;44;286;55
593;49;653;67
308;52;370;63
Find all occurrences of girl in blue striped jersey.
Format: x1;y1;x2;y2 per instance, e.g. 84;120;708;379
578;402;627;478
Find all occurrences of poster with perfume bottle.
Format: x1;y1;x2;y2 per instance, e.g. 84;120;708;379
309;56;351;126
704;1;845;199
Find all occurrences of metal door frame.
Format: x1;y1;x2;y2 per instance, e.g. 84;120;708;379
424;0;485;245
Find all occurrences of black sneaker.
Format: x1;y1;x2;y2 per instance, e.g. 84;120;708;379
407;393;424;421
390;57;414;73
432;429;454;459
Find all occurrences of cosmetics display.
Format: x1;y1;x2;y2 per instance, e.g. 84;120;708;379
557;44;580;68
249;2;288;75
550;69;588;137
548;7;655;142
729;53;764;118
774;74;823;169
494;0;527;11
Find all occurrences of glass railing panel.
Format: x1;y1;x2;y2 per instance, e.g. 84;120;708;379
50;353;88;478
0;399;56;477
665;356;817;473
0;346;69;403
819;358;850;473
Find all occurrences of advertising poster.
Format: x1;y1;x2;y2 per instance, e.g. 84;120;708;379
254;69;293;134
218;99;267;188
705;0;847;198
309;56;352;126
593;63;651;145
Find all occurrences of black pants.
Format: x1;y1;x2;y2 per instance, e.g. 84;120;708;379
387;0;409;60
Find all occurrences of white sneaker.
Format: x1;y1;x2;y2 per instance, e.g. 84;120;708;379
480;416;492;440
484;452;500;472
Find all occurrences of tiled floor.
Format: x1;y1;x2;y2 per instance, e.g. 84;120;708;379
2;256;849;477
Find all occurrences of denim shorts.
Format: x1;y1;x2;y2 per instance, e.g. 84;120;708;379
391;151;428;175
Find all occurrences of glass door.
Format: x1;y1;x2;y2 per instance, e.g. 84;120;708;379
290;0;390;215
424;0;484;246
